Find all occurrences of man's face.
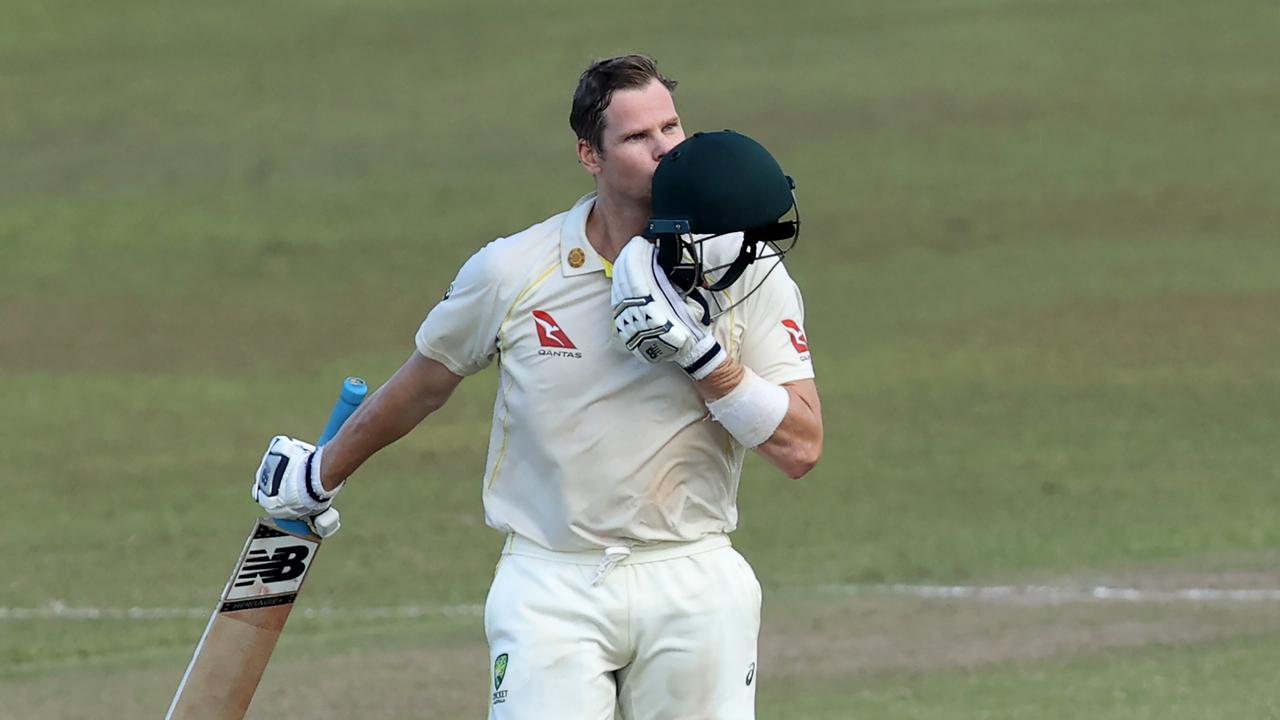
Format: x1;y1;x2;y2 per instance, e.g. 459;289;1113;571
580;79;686;205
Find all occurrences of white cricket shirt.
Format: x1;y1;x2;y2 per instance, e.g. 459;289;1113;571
416;194;814;551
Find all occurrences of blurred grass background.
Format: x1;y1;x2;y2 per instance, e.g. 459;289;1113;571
2;0;1279;716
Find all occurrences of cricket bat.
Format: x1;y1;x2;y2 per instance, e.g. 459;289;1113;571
166;376;369;720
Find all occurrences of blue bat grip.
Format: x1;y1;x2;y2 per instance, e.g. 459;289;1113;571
318;377;369;446
274;377;368;537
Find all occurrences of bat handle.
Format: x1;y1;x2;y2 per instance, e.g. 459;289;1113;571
276;377;368;538
319;377;369;445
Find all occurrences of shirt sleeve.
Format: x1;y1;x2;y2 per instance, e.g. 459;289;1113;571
736;259;815;386
415;240;509;376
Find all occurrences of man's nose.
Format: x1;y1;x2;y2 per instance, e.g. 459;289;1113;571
655;135;680;161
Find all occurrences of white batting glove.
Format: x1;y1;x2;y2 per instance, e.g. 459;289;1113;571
251;436;342;520
611;236;728;380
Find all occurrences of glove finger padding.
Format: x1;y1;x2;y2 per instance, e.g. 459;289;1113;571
612;237;682;362
251;436;337;519
615;301;684;361
647;250;708;332
609;236;647;303
254;436;310;498
610;237;727;378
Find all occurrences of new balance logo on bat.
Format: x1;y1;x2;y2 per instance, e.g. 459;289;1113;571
234;546;310;587
224;524;319;604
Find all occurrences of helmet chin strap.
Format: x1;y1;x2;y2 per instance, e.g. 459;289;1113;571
702;221;794;292
655;235;699;293
657;221;798;288
704;238;757;292
654;235;712;324
654;219;799;324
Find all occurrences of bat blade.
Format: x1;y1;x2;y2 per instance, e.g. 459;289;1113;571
166;519;321;719
167;377;367;719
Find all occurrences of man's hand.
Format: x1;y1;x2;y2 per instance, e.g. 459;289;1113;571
251;436;341;520
610;236;727;380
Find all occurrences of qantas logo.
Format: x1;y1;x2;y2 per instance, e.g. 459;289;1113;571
781;320;809;354
532;310;580;356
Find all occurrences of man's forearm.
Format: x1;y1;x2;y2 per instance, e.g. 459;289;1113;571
754;379;823;478
693;359;745;403
695;359;823;479
320;352;463;490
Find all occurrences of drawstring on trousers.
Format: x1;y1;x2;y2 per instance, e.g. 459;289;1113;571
591;546;632;586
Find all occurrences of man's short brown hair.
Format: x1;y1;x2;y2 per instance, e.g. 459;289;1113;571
570;54;678;154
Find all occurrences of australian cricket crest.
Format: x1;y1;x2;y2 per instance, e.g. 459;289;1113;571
492;652;510;704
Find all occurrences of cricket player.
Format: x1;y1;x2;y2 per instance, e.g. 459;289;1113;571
253;54;823;719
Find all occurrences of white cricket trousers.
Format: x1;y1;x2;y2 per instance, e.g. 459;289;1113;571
483;533;761;720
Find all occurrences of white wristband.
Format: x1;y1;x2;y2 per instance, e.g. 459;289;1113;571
705;369;790;448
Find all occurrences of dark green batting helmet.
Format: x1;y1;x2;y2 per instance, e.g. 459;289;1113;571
647;130;796;237
644;130;800;307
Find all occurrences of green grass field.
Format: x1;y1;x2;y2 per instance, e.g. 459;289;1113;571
3;0;1279;717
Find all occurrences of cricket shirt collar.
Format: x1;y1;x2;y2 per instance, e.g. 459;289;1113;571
560;193;609;278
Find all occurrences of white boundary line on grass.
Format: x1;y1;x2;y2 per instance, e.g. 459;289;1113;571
6;584;1280;621
0;601;485;621
826;583;1280;603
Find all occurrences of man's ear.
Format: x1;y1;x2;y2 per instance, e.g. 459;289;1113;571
578;138;602;176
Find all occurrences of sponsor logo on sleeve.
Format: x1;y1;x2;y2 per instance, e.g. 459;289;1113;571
781;319;809;354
